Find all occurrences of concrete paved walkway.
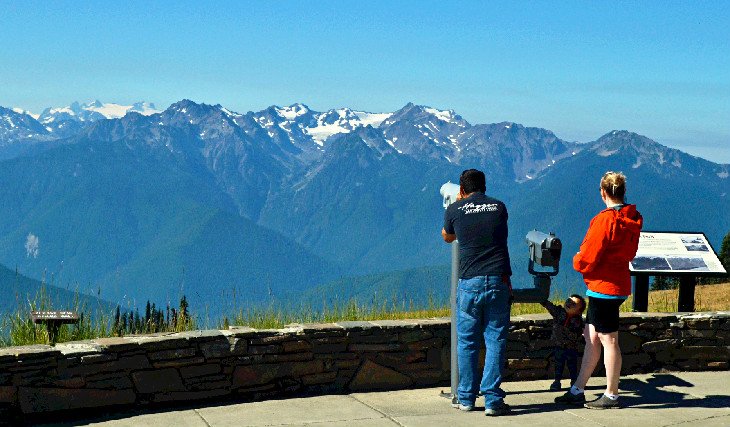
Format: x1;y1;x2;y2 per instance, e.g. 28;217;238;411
34;371;730;427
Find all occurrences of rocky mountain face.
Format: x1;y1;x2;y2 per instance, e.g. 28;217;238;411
0;106;52;146
1;99;728;311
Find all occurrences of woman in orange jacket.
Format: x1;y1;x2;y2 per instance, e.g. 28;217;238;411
556;171;643;409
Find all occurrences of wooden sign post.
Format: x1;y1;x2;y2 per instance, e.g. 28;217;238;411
30;311;80;346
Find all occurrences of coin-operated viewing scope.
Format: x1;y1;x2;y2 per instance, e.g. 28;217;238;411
526;230;562;275
513;230;562;303
440;182;460;208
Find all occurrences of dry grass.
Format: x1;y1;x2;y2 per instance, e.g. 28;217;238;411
622;282;730;312
644;283;730;313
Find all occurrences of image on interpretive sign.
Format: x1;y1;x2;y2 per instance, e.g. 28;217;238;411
631;256;671;271
684;244;709;252
681;236;705;245
666;256;710;272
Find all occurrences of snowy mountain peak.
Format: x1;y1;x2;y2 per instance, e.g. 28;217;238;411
275;104;310;120
0;106;51;144
303;108;393;145
11;107;40;120
129;102;159;115
39;100;160;125
423;107;466;126
384;102;469;129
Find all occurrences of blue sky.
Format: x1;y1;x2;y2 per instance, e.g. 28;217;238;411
2;1;729;162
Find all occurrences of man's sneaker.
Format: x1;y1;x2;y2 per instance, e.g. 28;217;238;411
484;402;511;416
451;400;474;411
584;394;621;409
554;390;585;405
549;380;562;391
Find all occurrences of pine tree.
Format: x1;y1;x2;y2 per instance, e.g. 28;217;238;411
145;301;151;325
180;295;189;321
113;306;121;336
652;275;679;290
719;231;730;276
700;230;730;285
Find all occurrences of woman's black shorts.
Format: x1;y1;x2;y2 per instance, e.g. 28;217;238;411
586;296;625;333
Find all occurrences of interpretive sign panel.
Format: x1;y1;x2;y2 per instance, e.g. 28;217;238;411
630;231;727;275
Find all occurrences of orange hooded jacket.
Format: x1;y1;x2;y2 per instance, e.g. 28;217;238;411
573;204;643;296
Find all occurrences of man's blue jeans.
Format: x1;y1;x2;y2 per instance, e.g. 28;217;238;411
456;275;510;409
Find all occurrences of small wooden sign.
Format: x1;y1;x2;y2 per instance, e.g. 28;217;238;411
31;311;80;323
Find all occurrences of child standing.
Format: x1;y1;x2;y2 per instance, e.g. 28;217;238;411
541;295;586;391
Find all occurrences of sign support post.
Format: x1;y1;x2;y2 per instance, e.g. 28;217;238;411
678;276;697;312
632;275;650;312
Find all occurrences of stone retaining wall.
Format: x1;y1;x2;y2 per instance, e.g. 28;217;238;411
1;312;728;416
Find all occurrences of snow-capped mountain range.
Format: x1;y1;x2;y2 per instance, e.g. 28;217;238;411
38;100;158;123
4;100;159;139
4;99;729;180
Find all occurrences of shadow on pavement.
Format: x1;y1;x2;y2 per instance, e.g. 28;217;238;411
505;373;730;416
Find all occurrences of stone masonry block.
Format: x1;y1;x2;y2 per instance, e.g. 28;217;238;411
148;347;197;361
642;339;679;354
80;354;117;364
260;353;313;363
247;344;283;355
232;360;324;387
348;343;403;352
132;368;185;393
200;338;231;358
180;364;221;379
301;372;337;386
18;387;136;413
508;358;548;370
399;329;433;343
679;329;717;339
152;357;206;369
348;360;412;392
229;338;249;355
618;331;645;353
282;340;312;353
61;354;150;378
406;338;442;351
0;386;17;404
508;328;530;343
672;346;730;361
151;389;229;403
248;334;297;345
86;376;134;390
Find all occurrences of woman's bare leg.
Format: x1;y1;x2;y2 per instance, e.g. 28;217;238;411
599;331;621;395
574;324;601;390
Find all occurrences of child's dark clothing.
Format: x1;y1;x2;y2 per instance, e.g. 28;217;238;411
541;300;585;384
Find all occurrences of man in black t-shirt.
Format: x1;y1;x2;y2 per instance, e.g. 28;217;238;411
442;169;512;416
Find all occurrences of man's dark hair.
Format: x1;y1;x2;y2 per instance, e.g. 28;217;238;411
570;294;586;310
460;169;486;195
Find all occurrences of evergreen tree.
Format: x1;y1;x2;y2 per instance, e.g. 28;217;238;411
145;301;151;324
180;295;189;321
719;231;730;276
652;275;679;290
700;231;730;285
135;308;142;333
113;305;121;336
